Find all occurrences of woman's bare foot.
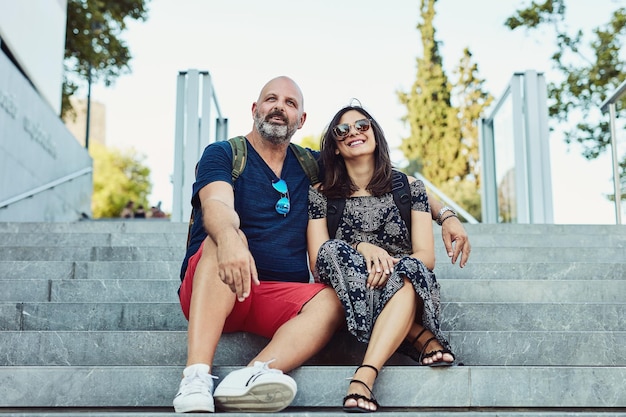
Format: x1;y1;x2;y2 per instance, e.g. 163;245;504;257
343;365;379;412
410;325;455;366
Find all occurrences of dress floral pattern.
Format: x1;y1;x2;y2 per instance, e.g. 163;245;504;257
308;180;451;354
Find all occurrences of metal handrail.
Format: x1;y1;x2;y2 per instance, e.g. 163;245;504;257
412;172;479;224
600;78;626;225
0;167;93;209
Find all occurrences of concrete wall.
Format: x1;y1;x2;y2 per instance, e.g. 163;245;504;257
0;50;92;222
0;0;67;115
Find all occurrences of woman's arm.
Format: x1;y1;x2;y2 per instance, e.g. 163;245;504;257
427;193;471;268
306;186;331;273
410;210;436;270
306;217;330;273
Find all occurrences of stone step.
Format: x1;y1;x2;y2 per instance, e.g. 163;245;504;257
1;221;624;236
0;246;186;261
0;260;182;280
2;279;625;303
2;412;624;417
1;245;623;262
442;302;625;331
0;232;188;247
1;230;624;247
442;279;626;302
2;302;624;332
0;220;187;234
2;260;624;280
1;365;625;409
1;330;624;367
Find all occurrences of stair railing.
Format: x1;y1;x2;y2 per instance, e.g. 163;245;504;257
412;171;479;224
0;167;93;210
600;78;626;225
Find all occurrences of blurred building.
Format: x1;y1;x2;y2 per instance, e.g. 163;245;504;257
0;0;93;221
64;97;107;147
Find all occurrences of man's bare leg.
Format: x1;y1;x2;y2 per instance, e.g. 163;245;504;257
186;236;236;367
249;286;345;372
174;236;234;413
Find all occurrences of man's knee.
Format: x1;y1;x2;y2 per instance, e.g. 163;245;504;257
305;287;344;321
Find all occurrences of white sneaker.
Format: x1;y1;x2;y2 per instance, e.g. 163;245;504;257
213;360;297;412
173;363;218;413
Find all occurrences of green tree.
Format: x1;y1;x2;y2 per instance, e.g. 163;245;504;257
398;0;491;221
63;0;150;118
505;0;626;200
297;134;322;151
90;142;152;218
452;48;494;188
398;0;462;185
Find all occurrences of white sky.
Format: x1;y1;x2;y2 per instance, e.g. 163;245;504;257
89;0;622;224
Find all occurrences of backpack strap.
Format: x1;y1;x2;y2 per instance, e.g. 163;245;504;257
391;170;412;233
326;197;346;239
228;137;319;185
289;143;320;185
228;136;248;182
326;170;412;239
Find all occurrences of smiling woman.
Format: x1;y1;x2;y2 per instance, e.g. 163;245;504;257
307;103;458;412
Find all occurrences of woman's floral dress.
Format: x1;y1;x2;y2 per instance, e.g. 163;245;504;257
308;180;451;355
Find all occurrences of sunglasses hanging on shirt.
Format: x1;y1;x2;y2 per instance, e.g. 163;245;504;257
272;179;290;216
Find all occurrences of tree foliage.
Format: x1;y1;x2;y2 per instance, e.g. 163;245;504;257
398;0;492;221
505;0;626;200
63;0;150;118
452;48;494;188
297;134;322;151
90;142;152;218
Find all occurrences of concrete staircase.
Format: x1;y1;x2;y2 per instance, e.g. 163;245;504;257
0;221;625;416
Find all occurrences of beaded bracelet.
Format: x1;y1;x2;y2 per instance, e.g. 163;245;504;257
440;214;458;226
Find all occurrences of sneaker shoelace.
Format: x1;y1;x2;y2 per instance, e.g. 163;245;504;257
181;370;218;394
254;359;283;374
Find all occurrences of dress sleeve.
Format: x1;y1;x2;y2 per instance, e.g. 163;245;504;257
410;179;430;213
308;186;327;219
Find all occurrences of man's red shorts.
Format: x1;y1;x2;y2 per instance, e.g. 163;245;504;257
179;241;328;339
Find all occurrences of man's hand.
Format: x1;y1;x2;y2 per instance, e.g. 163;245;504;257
216;229;260;301
441;216;471;268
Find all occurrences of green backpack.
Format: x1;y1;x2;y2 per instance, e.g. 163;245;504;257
228;136;319;185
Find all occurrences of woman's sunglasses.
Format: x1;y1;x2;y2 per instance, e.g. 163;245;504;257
272;179;290;216
332;118;372;141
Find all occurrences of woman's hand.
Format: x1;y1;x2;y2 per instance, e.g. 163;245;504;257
441;216;471;268
356;242;399;289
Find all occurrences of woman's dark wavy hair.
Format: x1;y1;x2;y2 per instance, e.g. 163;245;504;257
319;105;393;199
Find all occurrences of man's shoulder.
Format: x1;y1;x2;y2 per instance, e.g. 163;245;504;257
308;148;321;158
201;140;233;160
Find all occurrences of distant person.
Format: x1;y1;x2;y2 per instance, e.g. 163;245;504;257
120;201;134;219
134;205;146;218
150;202;166;218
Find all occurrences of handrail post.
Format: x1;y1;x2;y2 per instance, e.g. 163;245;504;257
607;102;622;224
600;78;626;225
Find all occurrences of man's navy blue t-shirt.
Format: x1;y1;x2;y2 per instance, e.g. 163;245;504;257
180;138;319;283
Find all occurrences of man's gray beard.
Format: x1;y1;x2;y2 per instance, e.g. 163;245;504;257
255;117;296;145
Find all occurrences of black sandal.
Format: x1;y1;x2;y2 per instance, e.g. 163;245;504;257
342;364;380;413
397;328;455;367
414;328;455;367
